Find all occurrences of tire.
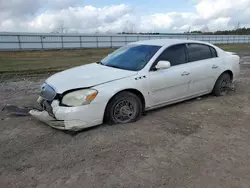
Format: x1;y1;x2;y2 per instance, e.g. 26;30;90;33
212;72;232;96
104;91;142;125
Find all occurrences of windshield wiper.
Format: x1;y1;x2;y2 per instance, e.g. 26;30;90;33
97;62;123;69
106;65;121;69
96;61;104;65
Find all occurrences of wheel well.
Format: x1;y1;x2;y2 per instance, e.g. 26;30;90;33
223;70;233;80
110;89;145;110
124;89;146;110
103;89;146;122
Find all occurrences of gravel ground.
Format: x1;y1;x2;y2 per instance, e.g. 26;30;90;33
1;59;250;188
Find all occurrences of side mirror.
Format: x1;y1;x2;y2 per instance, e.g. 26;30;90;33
155;60;171;70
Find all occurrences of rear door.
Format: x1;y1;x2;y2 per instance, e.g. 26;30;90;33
186;43;221;95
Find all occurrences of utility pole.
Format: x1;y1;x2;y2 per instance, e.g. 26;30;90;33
235;22;240;30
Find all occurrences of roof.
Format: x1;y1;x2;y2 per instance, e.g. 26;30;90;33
132;39;211;47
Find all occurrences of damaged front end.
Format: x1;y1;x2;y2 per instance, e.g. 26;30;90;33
30;96;89;131
30;83;101;131
30;83;67;130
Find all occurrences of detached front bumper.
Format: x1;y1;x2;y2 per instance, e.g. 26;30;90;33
29;110;67;130
30;99;104;131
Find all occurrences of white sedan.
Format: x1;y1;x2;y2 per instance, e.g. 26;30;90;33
30;39;240;131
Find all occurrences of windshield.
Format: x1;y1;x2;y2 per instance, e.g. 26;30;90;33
101;44;161;71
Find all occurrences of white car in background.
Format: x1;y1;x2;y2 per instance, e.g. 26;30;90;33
30;39;240;131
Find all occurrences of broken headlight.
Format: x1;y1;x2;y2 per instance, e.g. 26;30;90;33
61;89;98;107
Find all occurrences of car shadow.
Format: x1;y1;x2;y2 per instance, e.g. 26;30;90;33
66;95;214;136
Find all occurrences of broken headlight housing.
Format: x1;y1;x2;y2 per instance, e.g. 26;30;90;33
61;89;98;107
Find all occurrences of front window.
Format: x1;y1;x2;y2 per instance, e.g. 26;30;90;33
157;44;187;66
101;44;161;71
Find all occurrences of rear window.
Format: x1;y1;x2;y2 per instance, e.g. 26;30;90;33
187;43;213;62
210;47;218;57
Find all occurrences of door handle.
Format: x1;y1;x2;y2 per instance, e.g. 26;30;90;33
212;65;218;69
181;71;190;76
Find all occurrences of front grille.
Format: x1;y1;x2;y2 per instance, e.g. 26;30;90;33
41;100;55;117
40;83;57;101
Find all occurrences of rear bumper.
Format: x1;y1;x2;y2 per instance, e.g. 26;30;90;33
30;100;105;131
233;55;241;82
233;64;240;82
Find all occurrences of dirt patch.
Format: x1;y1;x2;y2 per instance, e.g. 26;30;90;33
1;63;250;188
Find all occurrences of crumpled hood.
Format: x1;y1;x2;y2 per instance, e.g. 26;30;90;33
46;63;137;93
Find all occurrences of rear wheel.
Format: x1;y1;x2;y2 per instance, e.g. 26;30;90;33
105;91;142;125
212;72;232;96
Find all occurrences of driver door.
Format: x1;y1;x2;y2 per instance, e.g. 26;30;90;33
148;44;191;106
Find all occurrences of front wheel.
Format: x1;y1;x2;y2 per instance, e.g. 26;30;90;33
212;72;232;96
104;91;142;125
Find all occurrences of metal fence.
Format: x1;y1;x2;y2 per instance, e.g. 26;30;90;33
0;32;250;51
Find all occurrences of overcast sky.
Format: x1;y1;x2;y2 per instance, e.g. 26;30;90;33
0;0;250;33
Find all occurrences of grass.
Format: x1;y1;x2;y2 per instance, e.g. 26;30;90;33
217;44;250;55
0;44;249;80
0;48;114;79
